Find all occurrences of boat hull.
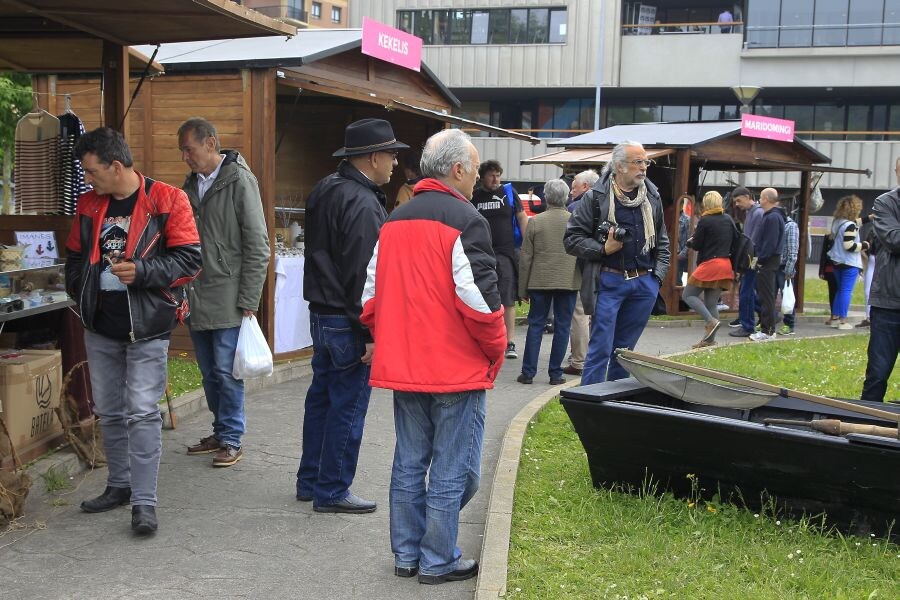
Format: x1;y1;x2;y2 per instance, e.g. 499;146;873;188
560;379;900;538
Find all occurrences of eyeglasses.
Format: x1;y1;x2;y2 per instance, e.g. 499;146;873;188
628;159;655;167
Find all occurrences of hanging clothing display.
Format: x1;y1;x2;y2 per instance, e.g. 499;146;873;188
58;109;88;215
14;108;60;214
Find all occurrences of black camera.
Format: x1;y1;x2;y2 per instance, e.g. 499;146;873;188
597;221;630;244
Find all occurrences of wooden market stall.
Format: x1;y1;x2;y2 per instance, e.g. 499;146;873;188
522;121;870;316
40;29;538;360
0;0;295;467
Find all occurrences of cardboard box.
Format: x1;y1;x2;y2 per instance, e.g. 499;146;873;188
0;349;63;459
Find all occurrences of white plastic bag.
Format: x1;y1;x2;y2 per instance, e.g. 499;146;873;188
781;279;796;315
232;315;273;379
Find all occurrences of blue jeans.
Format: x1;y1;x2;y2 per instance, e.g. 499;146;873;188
832;265;859;319
190;326;245;449
83;330;168;506
861;307;900;402
775;268;796;329
390;390;486;576
738;269;759;333
522;290;577;380
582;272;658;385
296;313;372;506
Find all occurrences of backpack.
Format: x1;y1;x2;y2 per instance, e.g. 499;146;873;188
730;223;755;273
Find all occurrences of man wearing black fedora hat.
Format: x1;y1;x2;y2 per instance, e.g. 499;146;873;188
297;118;408;514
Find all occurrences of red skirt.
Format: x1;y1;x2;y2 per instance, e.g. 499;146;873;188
687;257;733;290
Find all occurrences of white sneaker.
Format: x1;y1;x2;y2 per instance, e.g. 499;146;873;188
749;331;775;342
837;322;854;330
716;303;730;311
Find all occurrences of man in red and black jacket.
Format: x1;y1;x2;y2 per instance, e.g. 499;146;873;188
65;127;201;535
360;128;506;585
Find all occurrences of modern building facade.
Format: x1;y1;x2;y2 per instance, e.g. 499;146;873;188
349;1;900;201
241;0;348;28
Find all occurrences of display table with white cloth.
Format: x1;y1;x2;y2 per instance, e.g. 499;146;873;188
274;255;312;353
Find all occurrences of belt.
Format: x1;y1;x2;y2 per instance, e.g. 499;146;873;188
601;266;649;280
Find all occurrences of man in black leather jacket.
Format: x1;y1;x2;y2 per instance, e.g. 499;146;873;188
65;127;201;535
564;141;670;385
297;119;407;514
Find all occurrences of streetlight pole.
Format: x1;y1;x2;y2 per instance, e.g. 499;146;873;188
593;0;605;130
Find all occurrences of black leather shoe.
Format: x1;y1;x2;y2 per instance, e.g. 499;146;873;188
562;365;582;376
549;377;566;385
395;566;419;578
131;505;158;534
418;559;479;584
516;374;533;384
296;494;313;502
80;486;131;513
313;492;377;514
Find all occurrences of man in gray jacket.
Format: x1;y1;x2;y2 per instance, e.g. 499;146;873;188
861;156;900;402
179;117;270;467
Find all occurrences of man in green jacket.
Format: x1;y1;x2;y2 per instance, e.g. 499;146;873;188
178;117;270;467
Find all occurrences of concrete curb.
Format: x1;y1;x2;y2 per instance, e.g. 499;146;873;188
475;379;581;600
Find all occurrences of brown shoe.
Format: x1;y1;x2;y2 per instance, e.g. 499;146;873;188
213;445;243;467
562;365;582;376
692;339;717;349
187;435;221;455
702;320;721;343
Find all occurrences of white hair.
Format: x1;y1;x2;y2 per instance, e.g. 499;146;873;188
420;129;473;178
543;179;569;207
601;141;644;177
573;169;599;188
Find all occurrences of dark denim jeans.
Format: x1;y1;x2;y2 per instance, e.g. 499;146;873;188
390;389;486;576
521;290;577;380
738;269;759;333
861;306;900;402
190;326;245;449
582;272;658;385
296;313;372;506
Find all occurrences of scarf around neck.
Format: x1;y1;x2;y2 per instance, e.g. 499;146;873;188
702;207;724;217
609;176;656;254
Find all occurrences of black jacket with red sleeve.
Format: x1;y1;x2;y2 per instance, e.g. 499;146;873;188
360;179;507;392
65;173;202;341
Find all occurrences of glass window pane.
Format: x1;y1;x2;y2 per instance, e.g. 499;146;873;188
580;99;596;131
784;105;815;132
701;105;722;120
747;0;780;47
510;9;528;43
471;11;489;44
889;105;900;137
457;102;490;137
871;104;887;140
549;9;568;43
606;105;634;127
397;11;413;34
413;11;433;45
846;105;870;140
635;104;662;122
432;10;450;45
780;0;814;47
756;104;784;119
886;0;900;45
528;9;549;43
814;0;849;46
449;10;472;45
553;99;581;134
722;104;740;120
489;10;510;44
848;0;883;46
814;103;846;137
662;105;691;122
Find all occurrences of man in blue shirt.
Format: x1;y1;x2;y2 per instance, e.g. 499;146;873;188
729;187;764;337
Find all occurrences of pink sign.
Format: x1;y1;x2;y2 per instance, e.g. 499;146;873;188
741;113;795;142
361;17;422;72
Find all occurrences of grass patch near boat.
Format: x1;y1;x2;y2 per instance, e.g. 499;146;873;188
671;333;898;399
507;400;900;600
167;357;202;398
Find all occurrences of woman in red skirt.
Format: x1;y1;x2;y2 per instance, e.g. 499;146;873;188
682;191;736;348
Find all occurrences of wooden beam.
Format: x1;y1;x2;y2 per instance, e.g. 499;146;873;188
250;68;277;353
101;41;129;135
2;0;132;46
796;170;811;314
141;77;154;174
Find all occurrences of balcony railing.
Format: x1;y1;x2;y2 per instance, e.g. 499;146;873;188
622;21;743;35
251;5;308;22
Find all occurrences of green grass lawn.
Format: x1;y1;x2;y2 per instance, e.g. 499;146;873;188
802;277;866;307
167;356;202;397
507;336;899;599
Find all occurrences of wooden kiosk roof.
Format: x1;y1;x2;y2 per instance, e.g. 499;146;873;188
525;120;870;316
0;0;295;72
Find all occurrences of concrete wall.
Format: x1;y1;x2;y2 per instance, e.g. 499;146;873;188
619;34;744;88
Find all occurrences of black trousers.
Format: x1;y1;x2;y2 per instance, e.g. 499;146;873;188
756;255;781;335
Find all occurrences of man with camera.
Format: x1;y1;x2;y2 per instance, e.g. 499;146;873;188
564;141;670;385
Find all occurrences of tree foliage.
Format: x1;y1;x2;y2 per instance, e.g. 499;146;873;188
0;72;33;156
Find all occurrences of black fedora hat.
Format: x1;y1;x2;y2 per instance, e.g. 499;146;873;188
333;118;409;157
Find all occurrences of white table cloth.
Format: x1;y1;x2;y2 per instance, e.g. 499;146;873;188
274;255;312;353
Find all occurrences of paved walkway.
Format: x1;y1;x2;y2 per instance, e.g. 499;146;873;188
1;317;864;600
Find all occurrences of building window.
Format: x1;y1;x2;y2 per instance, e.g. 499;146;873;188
311;2;321;19
747;0;900;48
397;7;567;45
332;6;342;23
